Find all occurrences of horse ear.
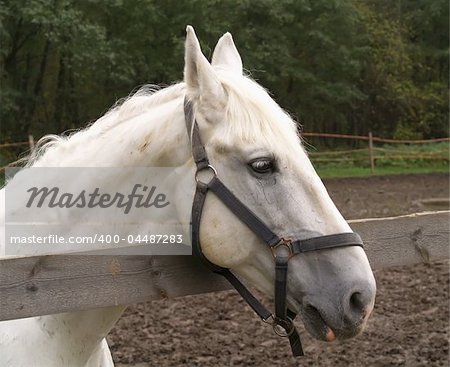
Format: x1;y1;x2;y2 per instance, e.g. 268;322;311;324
184;26;226;106
211;32;243;75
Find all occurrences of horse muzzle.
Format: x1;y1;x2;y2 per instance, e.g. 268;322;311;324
297;277;376;342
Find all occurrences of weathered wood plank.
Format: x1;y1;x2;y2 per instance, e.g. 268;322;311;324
0;211;448;321
0;256;230;321
350;210;449;269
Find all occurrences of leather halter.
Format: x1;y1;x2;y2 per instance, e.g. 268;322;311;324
184;98;364;356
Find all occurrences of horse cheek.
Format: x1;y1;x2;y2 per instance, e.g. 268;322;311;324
199;197;252;268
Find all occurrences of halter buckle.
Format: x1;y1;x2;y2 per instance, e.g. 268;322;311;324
271;237;294;259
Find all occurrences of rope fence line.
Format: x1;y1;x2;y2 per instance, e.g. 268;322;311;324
372;147;449;154
308;147;448;158
0;142;29;148
303;132;449;173
310;148;449;157
308;148;370;156
302;132;450;144
0;135;34;172
1;133;449;174
312;155;449;163
0;164;22;172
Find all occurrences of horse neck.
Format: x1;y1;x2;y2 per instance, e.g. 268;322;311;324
98;95;191;167
0;87;194;360
32;94;194;361
34;85;191;168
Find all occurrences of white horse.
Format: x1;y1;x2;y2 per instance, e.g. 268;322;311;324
0;27;376;366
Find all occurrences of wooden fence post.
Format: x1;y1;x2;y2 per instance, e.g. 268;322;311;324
28;134;35;151
368;132;375;174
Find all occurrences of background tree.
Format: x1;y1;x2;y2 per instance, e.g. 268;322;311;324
0;0;448;147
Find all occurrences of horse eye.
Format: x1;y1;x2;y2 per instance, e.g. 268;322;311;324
249;159;274;174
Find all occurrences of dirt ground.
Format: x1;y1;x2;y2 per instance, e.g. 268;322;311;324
108;173;449;367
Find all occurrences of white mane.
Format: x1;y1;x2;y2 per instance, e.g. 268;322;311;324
23;72;303;169
24;83;186;167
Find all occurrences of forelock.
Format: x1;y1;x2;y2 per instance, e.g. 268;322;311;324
214;71;303;159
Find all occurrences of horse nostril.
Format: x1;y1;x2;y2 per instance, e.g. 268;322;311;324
349;291;365;313
348;288;375;320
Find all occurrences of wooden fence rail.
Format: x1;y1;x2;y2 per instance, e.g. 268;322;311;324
302;132;450;144
1;134;448;172
0;210;448;322
303;132;449;173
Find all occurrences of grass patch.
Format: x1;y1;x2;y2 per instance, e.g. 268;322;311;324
310;142;449;178
316;163;449;178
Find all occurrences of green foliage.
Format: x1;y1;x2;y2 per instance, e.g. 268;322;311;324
353;0;449;139
0;0;448;147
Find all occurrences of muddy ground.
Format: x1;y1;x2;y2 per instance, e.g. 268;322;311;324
108;173;449;367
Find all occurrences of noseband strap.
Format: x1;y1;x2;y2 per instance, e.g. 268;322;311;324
184;98;364;357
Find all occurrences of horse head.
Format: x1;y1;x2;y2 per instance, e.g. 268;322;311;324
183;26;376;342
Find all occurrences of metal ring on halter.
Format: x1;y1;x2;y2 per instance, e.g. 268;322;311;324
272;317;295;337
271;237;295;259
194;164;217;185
262;315;295;337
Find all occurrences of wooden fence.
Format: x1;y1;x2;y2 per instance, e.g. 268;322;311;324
0;210;448;321
0;135;34;171
302;132;450;174
1;133;448;173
